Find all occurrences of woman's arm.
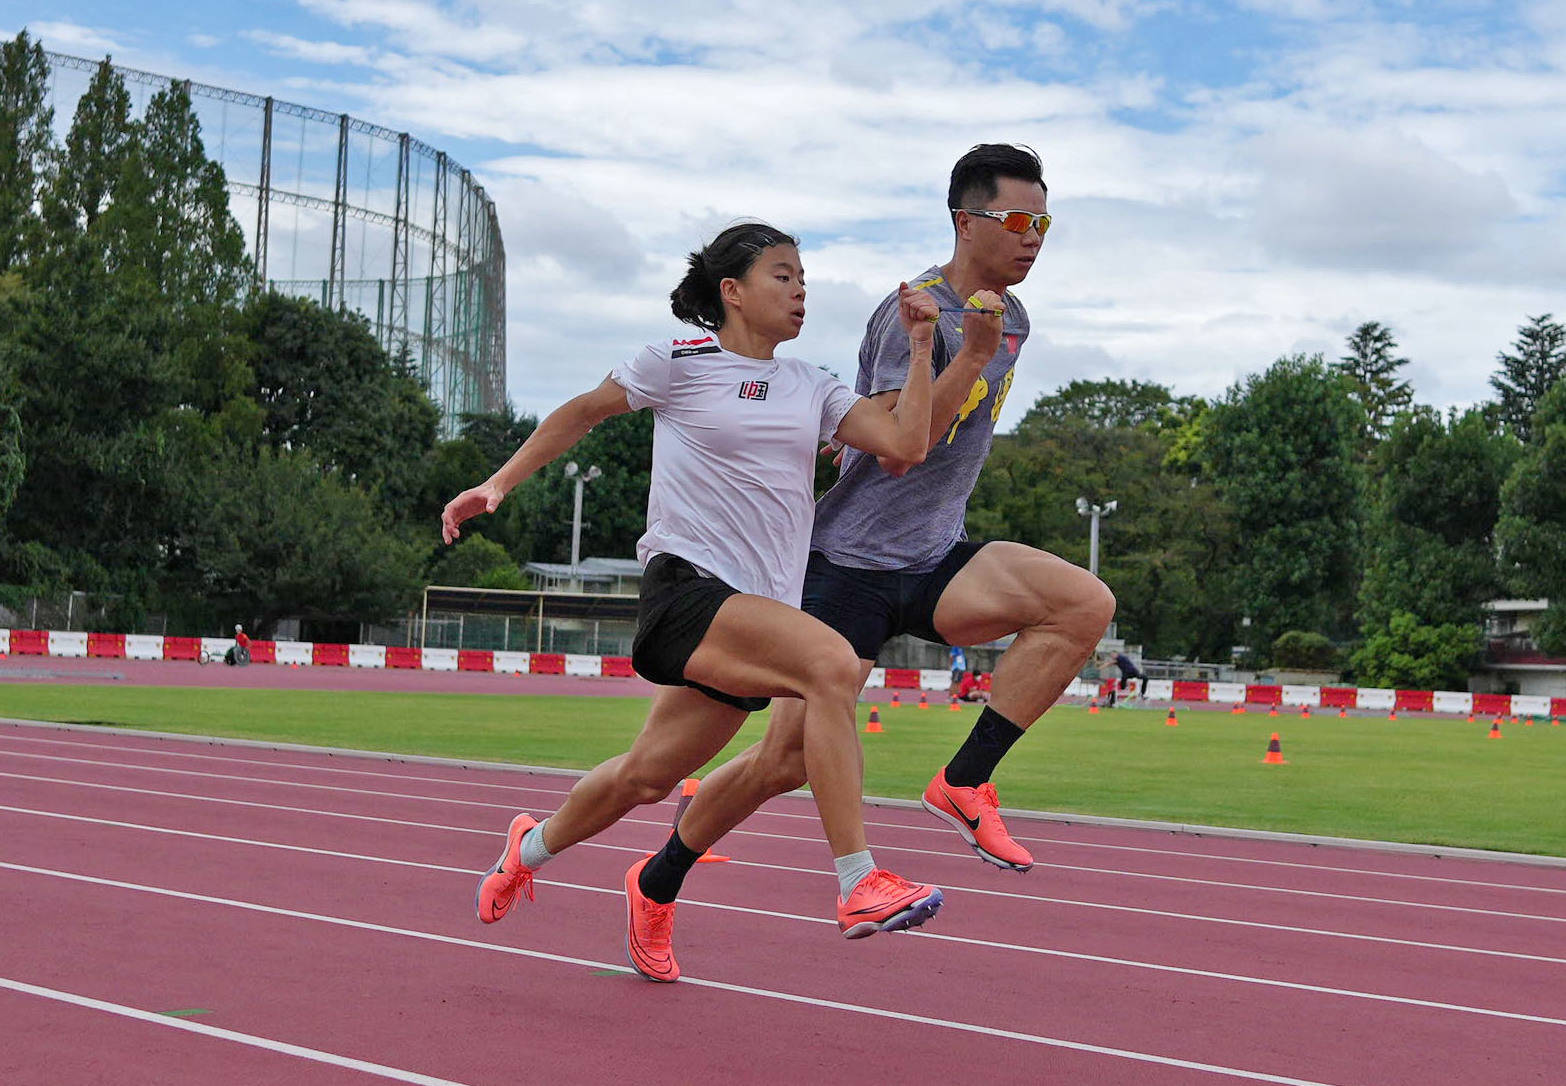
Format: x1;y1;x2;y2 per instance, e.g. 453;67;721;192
441;375;633;544
831;284;939;465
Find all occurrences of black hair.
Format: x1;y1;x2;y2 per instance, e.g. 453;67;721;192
946;144;1046;225
669;221;799;331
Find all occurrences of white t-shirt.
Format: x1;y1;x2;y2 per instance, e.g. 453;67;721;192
611;333;861;606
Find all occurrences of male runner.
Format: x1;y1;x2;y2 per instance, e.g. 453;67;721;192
631;144;1116;932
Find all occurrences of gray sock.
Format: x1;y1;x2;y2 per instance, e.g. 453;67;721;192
519;819;555;871
834;849;877;900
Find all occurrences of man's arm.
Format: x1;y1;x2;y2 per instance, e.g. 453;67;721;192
871;295;1005;475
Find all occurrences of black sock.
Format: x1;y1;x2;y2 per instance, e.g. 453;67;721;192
638;829;704;904
944;705;1026;788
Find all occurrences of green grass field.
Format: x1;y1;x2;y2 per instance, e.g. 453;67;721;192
4;685;1563;857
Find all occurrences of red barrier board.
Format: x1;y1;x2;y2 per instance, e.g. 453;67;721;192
1171;680;1209;702
602;656;636;677
1319;686;1358;708
1245;684;1282;705
88;633;127;658
384;646;421;669
884;668;921;689
9;629;47;655
249;640;276;664
313;643;349;667
458;650;494;672
1553;697;1566;718
1395;689;1434;712
163;636;200;660
530;653;565;674
1472;692;1511;716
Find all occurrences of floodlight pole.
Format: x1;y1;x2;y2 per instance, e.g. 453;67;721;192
1075;497;1118;577
564;462;602;590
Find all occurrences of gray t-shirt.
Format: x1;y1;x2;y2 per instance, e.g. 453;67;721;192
811;266;1029;571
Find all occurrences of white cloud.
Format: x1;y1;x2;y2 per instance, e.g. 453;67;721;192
22;20;124;55
242;29;378;66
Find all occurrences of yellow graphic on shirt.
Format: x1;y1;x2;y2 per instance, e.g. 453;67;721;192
947;375;989;444
913;275;945;290
990;368;1014;423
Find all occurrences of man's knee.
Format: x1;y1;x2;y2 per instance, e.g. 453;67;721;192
1059;568;1116;644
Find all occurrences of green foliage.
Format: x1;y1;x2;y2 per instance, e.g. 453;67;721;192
1014;378;1203;433
45;57;132;236
431;535;520;589
0;31;53;272
164;447;425;638
1203;354;1364;653
1357;407;1518;638
1490;314;1566;443
1495;379;1566;653
1334;321;1412;454
1349;611;1483;690
971;385;1239;659
1271;630;1337;670
240;291;438;518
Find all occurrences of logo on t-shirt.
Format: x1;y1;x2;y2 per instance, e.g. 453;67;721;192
738;380;769;401
672;336;721;358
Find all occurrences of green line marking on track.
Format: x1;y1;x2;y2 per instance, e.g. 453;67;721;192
589;970;623;977
158;1009;212;1018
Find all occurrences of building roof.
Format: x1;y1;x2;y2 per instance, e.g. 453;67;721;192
523;558;644;579
1484;599;1550;612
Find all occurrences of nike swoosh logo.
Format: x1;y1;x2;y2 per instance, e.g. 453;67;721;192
941;787;981;831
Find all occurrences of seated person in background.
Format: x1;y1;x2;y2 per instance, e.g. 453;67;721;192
956;670;990;702
226;624;252;666
1106;650;1142;706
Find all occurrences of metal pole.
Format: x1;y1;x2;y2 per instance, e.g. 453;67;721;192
1089;510;1100;577
571;477;585;588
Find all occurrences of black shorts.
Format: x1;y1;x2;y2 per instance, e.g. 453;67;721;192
631;553;770;713
801;541;989;661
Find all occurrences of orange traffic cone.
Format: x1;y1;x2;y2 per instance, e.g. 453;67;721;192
1165;708;1179;727
948;695;961;712
1488;720;1502;739
890;692;902;709
669;779;730;863
1466;712;1475;723
1388;709;1398;721
1510;715;1519;727
918;692;929;710
1338;708;1347;718
1230;703;1245;715
1262;733;1287;764
1088;698;1100;715
865;706;883;734
1552;715;1560;728
1524;716;1534;727
1267;705;1278;717
1299;705;1311;718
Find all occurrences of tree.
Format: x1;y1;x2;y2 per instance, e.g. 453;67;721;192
430;535;523;589
1333;321;1412;454
1357;407;1518;632
165;448;426;638
970;385;1239;660
1495;380;1566;654
1203;354;1364;655
1014;378;1202;434
1491;315;1566;443
0;31;53;272
1349;611;1483;690
45;57;133;236
240;292;439;513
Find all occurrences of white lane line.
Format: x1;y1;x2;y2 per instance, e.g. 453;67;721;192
0;862;1353;1086
3;812;1564;1028
6;764;1564;924
0;976;472;1085
8;737;1564;899
12;736;1566;896
6;772;1566;967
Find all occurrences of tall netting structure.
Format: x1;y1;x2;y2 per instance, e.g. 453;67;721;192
42;51;506;436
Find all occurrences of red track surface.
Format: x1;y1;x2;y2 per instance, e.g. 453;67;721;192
3;719;1565;1085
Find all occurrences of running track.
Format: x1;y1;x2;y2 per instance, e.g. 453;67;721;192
2;721;1564;1085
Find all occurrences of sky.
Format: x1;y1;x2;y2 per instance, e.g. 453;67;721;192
7;0;1566;431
